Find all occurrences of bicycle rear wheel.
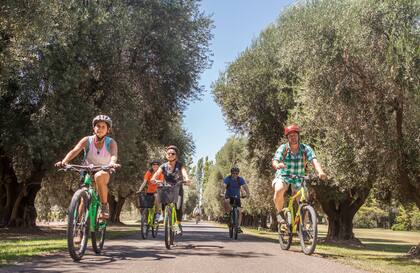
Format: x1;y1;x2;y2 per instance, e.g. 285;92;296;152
140;209;149;239
91;208;106;254
164;206;173;249
299;205;317;255
67;189;89;261
278;210;293;250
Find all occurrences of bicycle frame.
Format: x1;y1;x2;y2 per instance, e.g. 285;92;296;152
283;184;308;234
83;173;106;232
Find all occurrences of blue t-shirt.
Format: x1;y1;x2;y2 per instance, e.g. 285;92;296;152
224;176;246;198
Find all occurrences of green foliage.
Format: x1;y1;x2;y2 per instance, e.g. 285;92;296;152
0;0;212;225
392;205;420;231
212;0;419;239
353;205;387;229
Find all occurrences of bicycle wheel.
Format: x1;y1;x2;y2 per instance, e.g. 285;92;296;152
278;210;293;250
299;205;318;255
232;208;239;240
151;208;159;238
67;189;89;261
228;211;233;238
91;206;106;254
140;208;149;239
164;206;172;249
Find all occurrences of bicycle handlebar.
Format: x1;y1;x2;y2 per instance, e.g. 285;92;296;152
58;164;120;173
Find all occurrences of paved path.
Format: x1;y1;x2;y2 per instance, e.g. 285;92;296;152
1;221;369;273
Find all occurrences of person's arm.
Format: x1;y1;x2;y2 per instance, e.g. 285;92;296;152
222;178;228;195
242;184;250;197
55;137;88;166
151;167;164;183
109;139;119;167
311;158;327;180
272;144;286;170
137;180;147;193
181;166;191;185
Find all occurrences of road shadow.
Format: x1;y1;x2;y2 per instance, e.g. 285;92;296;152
0;222;276;273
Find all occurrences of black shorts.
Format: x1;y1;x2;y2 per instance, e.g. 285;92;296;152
226;196;241;208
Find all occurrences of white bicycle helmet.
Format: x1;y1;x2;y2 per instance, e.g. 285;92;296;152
92;115;112;128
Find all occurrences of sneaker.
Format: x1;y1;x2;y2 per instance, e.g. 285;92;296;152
178;223;183;236
158;214;164;223
279;222;288;233
237;227;243;233
154;213;161;224
99;203;110;220
223;213;229;222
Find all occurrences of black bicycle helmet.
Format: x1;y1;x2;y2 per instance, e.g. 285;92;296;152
231;167;240;173
150;159;160;165
166;145;179;154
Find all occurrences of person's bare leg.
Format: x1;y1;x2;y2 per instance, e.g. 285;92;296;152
95;171;110;219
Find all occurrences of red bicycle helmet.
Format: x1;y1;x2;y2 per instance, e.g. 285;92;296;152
284;124;300;136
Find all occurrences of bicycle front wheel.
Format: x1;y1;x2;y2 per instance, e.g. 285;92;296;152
299;204;318;255
164;206;173;249
140;209;149;239
232;208;239;240
67;189;89;261
91;209;106;254
278;210;292;250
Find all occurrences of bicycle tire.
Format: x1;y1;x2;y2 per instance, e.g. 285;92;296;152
228;211;233;238
233;208;239;240
67;189;89;261
164;206;172;249
170;207;175;245
299;204;317;255
91;208;106;254
278;210;293;250
140;209;149;239
151;209;158;238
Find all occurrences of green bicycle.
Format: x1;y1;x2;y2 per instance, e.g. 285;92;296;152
278;174;318;255
60;164;116;261
139;192;159;239
158;181;185;249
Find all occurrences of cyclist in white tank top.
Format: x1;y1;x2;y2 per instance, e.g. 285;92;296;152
55;115;120;219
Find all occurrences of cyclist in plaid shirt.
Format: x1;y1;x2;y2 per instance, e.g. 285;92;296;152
271;124;327;226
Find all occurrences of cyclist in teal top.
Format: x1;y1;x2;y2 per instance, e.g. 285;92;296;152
271;124;326;226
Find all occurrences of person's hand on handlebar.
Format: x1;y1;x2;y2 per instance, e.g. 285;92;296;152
55;161;67;167
318;171;327;181
109;163;121;169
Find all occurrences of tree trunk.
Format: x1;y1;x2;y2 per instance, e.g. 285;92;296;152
0;155;18;227
395;100;420;208
315;185;370;242
7;169;44;228
109;194;125;224
269;210;278;231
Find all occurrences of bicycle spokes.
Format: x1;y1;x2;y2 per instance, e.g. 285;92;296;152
299;205;318;255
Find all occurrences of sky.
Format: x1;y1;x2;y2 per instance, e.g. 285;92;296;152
183;0;295;164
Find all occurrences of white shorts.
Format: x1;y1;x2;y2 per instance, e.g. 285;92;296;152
272;177;302;190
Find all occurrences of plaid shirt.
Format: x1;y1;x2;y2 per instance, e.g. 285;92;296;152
272;143;316;185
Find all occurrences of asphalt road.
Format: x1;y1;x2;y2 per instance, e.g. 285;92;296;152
1;221;369;273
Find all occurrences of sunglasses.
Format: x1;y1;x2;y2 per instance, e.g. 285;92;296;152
167;152;176;156
231;172;239;175
152;163;159;166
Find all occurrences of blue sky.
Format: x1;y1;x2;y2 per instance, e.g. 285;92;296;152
183;0;294;164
